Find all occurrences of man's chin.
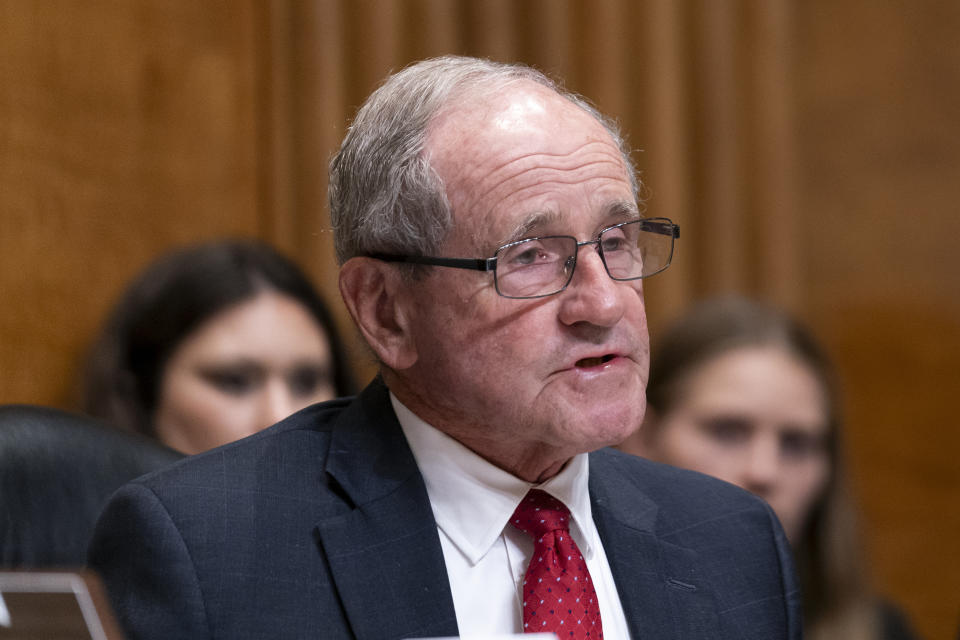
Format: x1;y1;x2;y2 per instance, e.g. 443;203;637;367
557;408;644;452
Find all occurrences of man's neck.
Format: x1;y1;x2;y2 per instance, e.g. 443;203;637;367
385;373;576;483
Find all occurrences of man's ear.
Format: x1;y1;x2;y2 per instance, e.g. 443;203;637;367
339;257;418;370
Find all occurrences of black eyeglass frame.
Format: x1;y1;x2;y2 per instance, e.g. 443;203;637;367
369;216;680;299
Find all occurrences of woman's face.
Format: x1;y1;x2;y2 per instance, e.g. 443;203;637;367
154;291;336;455
641;346;831;542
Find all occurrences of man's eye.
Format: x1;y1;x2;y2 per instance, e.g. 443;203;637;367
500;236;574;271
601;236;628;252
513;246;545;265
504;239;560;267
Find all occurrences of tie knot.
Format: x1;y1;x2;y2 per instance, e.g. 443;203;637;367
510;489;572;539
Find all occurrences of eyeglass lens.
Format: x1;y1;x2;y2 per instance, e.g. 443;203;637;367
493;220;674;299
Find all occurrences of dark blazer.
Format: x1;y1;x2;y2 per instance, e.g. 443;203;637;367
89;379;802;639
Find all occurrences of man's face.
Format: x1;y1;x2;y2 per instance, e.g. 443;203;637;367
395;82;650;480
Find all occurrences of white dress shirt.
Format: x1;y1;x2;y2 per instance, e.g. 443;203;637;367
391;394;631;640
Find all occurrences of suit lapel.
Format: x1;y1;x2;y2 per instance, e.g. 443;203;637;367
314;389;724;639
315;381;459;640
590;452;721;640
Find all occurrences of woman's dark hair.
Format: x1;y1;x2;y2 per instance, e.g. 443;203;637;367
80;239;355;437
646;296;837;424
645;296;879;639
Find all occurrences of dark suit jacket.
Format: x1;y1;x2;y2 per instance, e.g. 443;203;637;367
89;379;802;639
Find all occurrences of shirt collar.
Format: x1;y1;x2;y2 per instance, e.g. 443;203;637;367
390;393;594;565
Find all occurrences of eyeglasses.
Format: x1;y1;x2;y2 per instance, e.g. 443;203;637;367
369;217;680;299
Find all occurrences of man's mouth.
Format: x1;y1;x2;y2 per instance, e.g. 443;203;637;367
575;354;617;368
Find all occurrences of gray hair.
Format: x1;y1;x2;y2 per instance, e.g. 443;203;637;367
328;55;639;264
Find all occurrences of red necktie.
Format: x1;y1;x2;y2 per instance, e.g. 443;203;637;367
511;489;604;639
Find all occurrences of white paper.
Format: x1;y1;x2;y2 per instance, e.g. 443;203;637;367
0;592;10;627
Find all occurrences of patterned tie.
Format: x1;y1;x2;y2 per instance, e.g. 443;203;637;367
510;489;604;639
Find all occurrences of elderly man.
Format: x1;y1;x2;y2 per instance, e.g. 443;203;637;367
90;56;801;639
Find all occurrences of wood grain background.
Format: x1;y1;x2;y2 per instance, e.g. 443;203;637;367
1;1;957;636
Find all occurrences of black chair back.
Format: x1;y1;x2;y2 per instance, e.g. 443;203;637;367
0;405;183;567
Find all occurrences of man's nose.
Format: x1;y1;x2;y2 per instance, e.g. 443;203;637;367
556;247;628;328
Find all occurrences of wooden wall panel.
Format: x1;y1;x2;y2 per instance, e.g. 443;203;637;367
797;2;960;637
2;1;958;636
0;0;263;405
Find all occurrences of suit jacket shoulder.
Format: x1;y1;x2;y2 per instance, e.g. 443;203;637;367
89;380;458;640
89;381;800;640
589;447;803;640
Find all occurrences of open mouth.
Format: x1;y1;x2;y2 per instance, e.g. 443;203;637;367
575;354;616;368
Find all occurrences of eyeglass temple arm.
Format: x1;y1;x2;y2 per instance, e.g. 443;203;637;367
639;218;680;239
367;253;497;272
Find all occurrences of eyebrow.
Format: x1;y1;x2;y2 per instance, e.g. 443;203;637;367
497;199;642;248
606;199;642;222
499;210;562;246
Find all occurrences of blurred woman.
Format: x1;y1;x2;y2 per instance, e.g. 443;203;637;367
619;296;916;640
81;239;355;455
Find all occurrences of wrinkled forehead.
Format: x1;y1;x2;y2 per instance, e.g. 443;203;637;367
426;79;616;163
425;81;632;246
